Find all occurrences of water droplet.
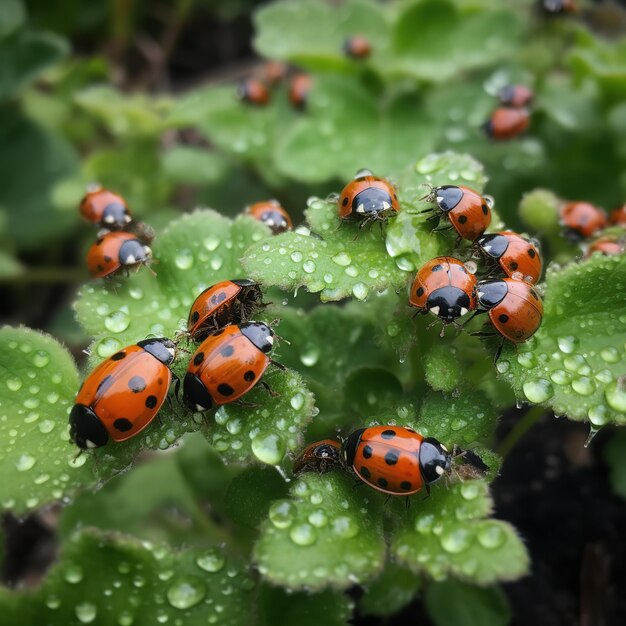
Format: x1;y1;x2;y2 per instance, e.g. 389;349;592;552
584;425;600;448
352;283;368;300
516;352;535;369
46;595;61;609
174;249;194;270
290;251;303;263
440;528;471;553
251;432;285;465
495;359;510;374
416;154;440;174
345;265;358;277
595;369;613;384
308;509;328;527
269;500;296;528
557;336;578;354
34;473;50;485
605;378;626;413
75;602;97;623
210;257;223;271
203;235;220;251
33;351;49;368
571;377;595;396
550;369;571;385
303;260;316;273
196;547;225;573
588;404;609;426
331;516;359;538
6;377;22;391
460;483;480;500
167;576;206;609
65;564;84;584
39;419;55;434
564;354;585;372
104;310;130;333
331;252;351;266
522;379;553;403
15;454;36;472
97;337;122;358
300;348;319;367
600;346;620;363
477;523;505;549
290;393;305;411
129;286;143;300
289;523;317;546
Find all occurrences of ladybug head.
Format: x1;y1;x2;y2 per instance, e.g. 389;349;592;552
351;187;395;216
137;338;176;365
434;186;464;213
240;322;274;353
477;233;509;259
418;437;452;484
476;279;508;310
426;286;472;321
69;404;109;450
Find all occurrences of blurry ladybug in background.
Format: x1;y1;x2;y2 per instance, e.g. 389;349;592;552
476;231;542;284
293;439;343;475
247;200;293;234
69;338;176;450
87;231;152;279
343;35;372;59
422;185;491;241
483;107;530;140
238;78;271;106
540;0;578;15
609;205;626;226
289;73;312;110
498;84;534;108
262;61;288;85
338;170;400;229
80;186;132;230
559;201;607;240
585;235;625;258
409;256;477;326
187;279;264;342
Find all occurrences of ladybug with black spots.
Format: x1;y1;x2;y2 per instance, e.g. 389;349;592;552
187;279;264;342
409;257;477;324
585;235;625;258
559;201;607;240
246;200;293;234
342;425;452;496
483;107;530;140
422;185;491;241
288;73;312;110
498;84;534;108
69;338;176;449
87;231;152;278
263;61;288;85
343;35;372;59
338;170;400;229
183;322;281;412
80;186;132;230
293;439;343;475
238;78;271;106
540;0;578;15
609;205;626;226
476;230;542;284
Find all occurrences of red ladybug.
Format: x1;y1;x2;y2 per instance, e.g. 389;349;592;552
343;35;372;59
183;322;277;412
483;107;530;140
262;61;288;85
80;186;132;230
288;74;312;110
423;185;491;241
410;257;477;323
540;0;578;15
293;439;342;475
476;278;543;343
609;205;626;226
247;200;293;234
585;236;625;258
342;425;451;496
476;230;542;284
69;338;175;449
187;280;264;342
238;78;271;106
338;171;400;228
559;201;608;240
498;84;534;108
87;231;152;278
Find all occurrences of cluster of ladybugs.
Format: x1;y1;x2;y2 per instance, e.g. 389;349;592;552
484;84;533;141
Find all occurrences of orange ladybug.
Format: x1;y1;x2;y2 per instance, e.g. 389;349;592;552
338;171;399;228
476;278;543;343
288;73;312;110
87;231;152;278
293;439;343;475
585;235;625;258
409;257;477;322
483;107;530;140
262;60;288;85
69;338;175;449
541;0;578;15
183;322;277;412
476;231;542;284
559;201;607;240
609;205;626;226
498;84;534;108
80;186;132;230
246;200;293;234
423;185;491;241
187;279;264;342
343;35;372;59
342;426;451;496
238;78;271;106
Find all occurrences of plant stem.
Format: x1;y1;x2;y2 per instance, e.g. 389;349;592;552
497;405;545;458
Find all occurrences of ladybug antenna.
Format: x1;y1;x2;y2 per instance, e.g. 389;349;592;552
418;183;435;202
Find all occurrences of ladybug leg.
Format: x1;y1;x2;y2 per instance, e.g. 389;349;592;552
270;358;287;371
405;496;411;512
260;380;279;398
234;398;261;408
494;339;506;364
432;224;454;234
423;483;431;499
461;309;487;325
384;494;392;506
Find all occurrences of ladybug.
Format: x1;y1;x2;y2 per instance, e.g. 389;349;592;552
247;200;293;234
293;439;342;475
423;185;491;241
476;278;543;343
187;279;264;342
79;186;132;230
238;78;270;106
343;35;372;59
183;322;278;412
87;231;152;278
476;230;542;284
483;107;530;140
338;171;400;228
559;201;608;240
288;73;312;110
342;425;451;496
69;338;175;449
263;60;288;85
585;236;624;258
609;205;626;226
540;0;578;15
498;84;534;108
409;257;477;322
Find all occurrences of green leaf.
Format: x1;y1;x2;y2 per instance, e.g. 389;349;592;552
0;528;256;626
604;430;626;500
425;579;510;626
0;248;23;279
254;472;386;591
161;146;231;185
424;344;462;393
496;255;626;426
359;562;421;617
0;0;25;39
391;480;529;584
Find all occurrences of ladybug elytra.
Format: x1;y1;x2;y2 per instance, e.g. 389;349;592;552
476;230;542;284
87;231;152;278
559;201;607;240
238;78;271;106
483;107;530;140
343;35;372;59
80;186;132;230
247;200;293;234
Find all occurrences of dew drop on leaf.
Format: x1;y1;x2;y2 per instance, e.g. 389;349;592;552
96;337;122;358
522;379;554;403
440;527;471;553
269;500;296;529
15;454;36;472
557;336;578;354
6;377;22;391
550;369;571;385
104;310;130;333
331;252;351;266
64;564;84;584
477;523;505;549
166;576;207;609
331;515;359;539
605;378;626;413
289;522;317;546
32;350;49;367
251;432;286;465
571;377;595;396
195;547;226;573
75;602;97;624
174;249;194;270
600;347;620;363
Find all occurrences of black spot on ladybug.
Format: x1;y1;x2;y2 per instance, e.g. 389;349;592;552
111;351;126;361
416;287;425;297
145;395;158;409
158;378;164;385
113;418;133;432
218;383;235;396
377;477;388;489
381;429;396;439
431;265;443;273
97;375;113;393
400;481;412;491
190;311;200;324
363;445;373;459
243;370;256;381
482;204;489;215
499;314;509;323
458;214;468;224
104;255;112;263
510;262;519;271
218;292;227;303
97;264;104;272
360;466;371;479
342;197;349;207
394;194;398;200
220;345;235;357
384;451;399;465
193;352;205;366
128;376;147;393
528;248;536;258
